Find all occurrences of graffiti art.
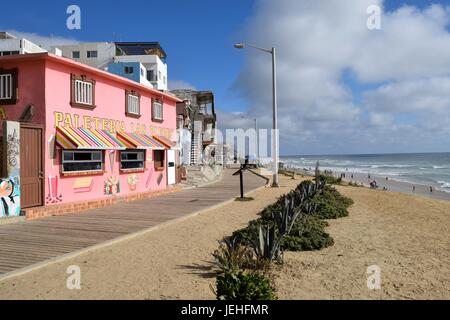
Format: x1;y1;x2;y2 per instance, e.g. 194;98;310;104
6;129;20;169
0;178;20;218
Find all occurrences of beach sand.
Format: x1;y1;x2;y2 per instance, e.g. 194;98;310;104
336;171;450;202
0;175;449;300
276;184;450;300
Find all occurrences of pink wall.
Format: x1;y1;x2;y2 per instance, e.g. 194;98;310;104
0;59;46;132
43;59;177;205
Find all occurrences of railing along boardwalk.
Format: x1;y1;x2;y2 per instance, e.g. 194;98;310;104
0;169;266;276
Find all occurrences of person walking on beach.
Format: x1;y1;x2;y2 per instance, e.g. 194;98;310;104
413;185;416;192
430;186;433;193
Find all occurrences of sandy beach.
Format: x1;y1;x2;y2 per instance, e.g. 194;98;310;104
337;171;450;202
294;168;450;202
0;174;449;300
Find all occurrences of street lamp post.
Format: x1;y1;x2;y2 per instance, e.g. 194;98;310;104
234;43;279;187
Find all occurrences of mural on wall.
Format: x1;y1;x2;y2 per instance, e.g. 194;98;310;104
0;177;20;218
0;107;7;121
109;150;115;173
157;173;164;186
145;167;154;189
145;154;154;189
6;129;20;170
1;121;21;218
127;174;139;191
73;177;94;193
104;176;120;195
48;135;57;169
46;176;63;204
48;135;56;160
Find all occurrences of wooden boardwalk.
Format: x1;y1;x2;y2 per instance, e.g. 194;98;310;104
0;169;266;277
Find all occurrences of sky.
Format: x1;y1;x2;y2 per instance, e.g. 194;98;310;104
2;0;450;156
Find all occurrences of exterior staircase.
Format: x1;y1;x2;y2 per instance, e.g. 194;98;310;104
180;165;223;189
190;133;201;165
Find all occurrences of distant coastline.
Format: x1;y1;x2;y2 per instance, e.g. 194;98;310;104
281;152;450;201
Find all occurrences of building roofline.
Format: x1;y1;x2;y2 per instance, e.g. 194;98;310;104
0;53;181;103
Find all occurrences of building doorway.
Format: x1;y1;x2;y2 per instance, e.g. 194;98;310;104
20;124;44;208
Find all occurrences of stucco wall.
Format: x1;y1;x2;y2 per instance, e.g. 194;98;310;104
43;59;177;206
0;59;46;132
56;43;116;70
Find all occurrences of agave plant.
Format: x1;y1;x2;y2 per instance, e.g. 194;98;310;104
254;225;281;262
254;197;304;263
212;237;254;274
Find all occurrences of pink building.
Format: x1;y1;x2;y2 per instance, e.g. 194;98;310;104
0;53;181;219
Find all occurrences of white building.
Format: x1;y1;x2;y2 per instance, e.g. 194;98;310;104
53;42;116;70
113;54;167;90
54;42;168;91
0;32;47;56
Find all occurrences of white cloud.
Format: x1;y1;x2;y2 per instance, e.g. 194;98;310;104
364;77;450;114
225;0;450;154
4;30;78;50
168;80;197;91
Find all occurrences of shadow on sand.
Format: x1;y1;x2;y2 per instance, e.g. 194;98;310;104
177;261;217;279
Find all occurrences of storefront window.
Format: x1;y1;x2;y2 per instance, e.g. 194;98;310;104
154;150;165;171
62;150;103;173
120;150;145;170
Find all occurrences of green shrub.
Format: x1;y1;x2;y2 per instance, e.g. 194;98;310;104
232;215;334;252
282;215;334;251
318;174;342;185
232;219;267;246
230;180;352;257
216;271;277;300
312;186;354;219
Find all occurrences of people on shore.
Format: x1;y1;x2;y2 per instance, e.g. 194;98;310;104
413;185;416;192
430;186;433;193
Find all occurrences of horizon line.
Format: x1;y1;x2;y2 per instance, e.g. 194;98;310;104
280;151;450;157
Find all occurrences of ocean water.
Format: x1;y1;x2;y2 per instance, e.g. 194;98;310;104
280;153;450;193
